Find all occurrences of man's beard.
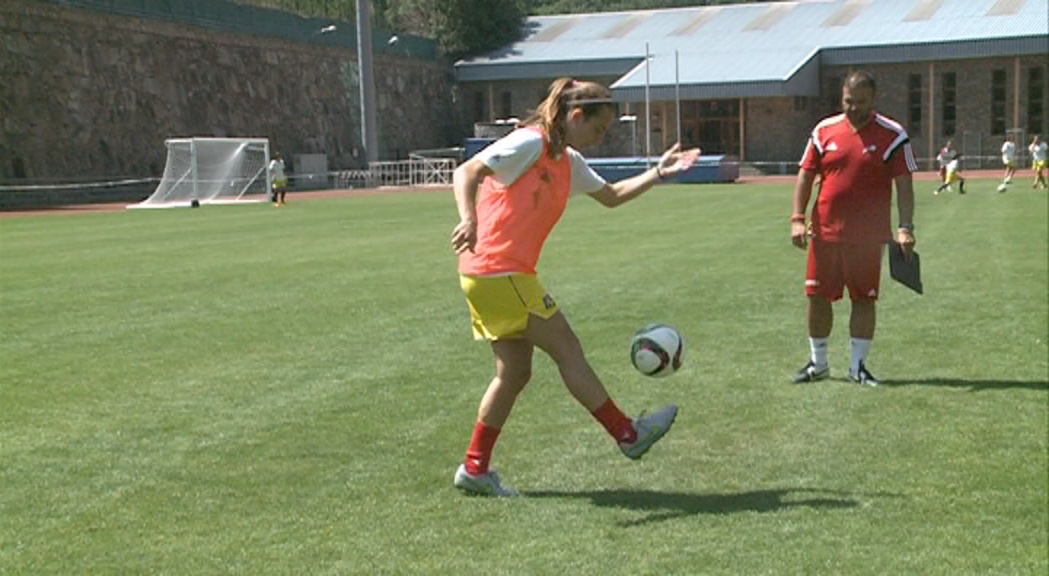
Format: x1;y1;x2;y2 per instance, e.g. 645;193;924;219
847;110;871;128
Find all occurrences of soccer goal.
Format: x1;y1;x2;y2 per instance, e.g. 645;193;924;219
129;138;271;208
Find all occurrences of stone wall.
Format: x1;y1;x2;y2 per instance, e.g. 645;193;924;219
0;0;462;184
743;96;821;172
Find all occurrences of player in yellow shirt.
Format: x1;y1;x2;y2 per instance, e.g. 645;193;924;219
1029;135;1048;190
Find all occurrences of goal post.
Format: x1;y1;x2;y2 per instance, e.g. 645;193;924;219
129;137;271;208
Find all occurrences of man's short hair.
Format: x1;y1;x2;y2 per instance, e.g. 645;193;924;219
844;70;877;93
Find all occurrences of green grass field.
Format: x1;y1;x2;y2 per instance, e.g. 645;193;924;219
2;180;1046;575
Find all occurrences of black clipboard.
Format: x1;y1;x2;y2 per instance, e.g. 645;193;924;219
888;242;923;294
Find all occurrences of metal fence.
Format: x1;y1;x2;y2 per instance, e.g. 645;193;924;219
332;158;457;189
10;149;1030;209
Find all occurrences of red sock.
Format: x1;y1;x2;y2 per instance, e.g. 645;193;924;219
591;398;637;444
464;421;501;476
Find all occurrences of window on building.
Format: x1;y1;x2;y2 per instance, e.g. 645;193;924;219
679;100;740;155
908;74;922;135
472;91;486;124
942;72;956;137
500;91;512;119
1028;67;1045;135
826;76;842;114
991;69;1007;135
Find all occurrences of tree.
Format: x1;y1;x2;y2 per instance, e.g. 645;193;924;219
435;0;528;58
379;0;527;59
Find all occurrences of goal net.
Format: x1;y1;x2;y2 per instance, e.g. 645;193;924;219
129;138;271;208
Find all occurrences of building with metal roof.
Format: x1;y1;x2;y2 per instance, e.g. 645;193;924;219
455;0;1049;168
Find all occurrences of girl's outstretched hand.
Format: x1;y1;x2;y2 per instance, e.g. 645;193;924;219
657;143;701;178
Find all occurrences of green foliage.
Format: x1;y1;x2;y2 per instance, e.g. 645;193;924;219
381;0;529;59
435;0;529;58
1;179;1046;574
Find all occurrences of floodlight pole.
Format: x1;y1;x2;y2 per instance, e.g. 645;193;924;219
644;42;651;168
631;118;638;158
357;0;378;165
619;115;638;157
675;50;681;147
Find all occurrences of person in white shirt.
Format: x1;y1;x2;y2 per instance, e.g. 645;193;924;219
934;141;965;195
1029;135;1048;190
1000;135;1017;185
268;152;288;205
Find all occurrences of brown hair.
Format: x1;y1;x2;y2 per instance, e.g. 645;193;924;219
519;78;615;157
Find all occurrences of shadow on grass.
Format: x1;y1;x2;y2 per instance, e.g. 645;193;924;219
878;378;1049;392
523;487;877;527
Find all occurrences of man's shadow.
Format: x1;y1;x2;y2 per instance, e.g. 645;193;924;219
877;378;1048;392
524;487;889;527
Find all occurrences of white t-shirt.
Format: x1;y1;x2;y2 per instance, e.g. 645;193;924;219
269;159;286;180
937;147;958;168
1001;141;1015;162
473;129;608;196
1030;142;1048;162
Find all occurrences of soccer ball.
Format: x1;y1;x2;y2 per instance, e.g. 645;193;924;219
997;183;1008;193
630;323;684;377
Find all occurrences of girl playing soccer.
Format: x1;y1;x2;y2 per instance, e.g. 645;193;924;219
450;78;700;496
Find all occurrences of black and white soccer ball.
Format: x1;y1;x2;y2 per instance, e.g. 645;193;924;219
630;323;684;378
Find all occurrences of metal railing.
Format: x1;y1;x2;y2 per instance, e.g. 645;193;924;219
331;157;457;189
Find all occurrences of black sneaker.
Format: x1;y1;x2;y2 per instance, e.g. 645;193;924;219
849;362;880;386
792;361;830;383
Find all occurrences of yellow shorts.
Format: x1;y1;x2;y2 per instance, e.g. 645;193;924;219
459;274;559;340
1034;160;1047;171
945;168;961;183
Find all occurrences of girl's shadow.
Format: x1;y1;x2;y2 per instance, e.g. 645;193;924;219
524;487;884;527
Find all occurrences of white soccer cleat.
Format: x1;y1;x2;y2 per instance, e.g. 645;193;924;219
848;362;880;387
619;404;678;460
453;464;519;497
793;360;831;383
